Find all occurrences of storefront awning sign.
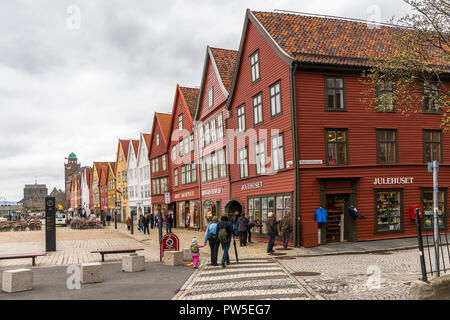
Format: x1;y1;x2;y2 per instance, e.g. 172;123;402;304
373;177;414;185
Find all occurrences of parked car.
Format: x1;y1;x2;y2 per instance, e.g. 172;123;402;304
0;217;7;222
56;213;67;226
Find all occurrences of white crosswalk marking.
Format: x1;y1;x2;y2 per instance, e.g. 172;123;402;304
173;258;311;300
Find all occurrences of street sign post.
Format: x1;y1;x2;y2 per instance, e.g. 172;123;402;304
428;161;441;277
45;196;56;252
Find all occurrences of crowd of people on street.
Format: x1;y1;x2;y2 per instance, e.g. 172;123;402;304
125;211;174;236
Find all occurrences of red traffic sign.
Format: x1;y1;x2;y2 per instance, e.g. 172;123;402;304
160;233;180;262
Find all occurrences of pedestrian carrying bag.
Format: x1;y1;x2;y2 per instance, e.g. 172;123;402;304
207;225;218;241
190;244;199;254
218;227;228;244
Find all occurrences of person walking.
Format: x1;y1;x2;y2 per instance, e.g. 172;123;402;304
217;215;233;268
149;212;154;229
106;213;111;226
280;212;293;249
190;237;206;269
165;214;173;233
143;214;150;235
247;218;261;244
231;211;240;237
266;212;278;254
126;216;131;231
138;214;143;232
237;213;249;246
204;216;219;266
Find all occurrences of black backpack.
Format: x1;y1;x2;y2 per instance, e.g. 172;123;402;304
218;226;229;244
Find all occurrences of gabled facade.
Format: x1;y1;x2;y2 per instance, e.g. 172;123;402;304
92;162;108;216
168;85;200;228
149;112;172;219
195;46;237;229
115;139;130;221
99;165;108;218
136;133;152;216
127;139;140;222
80;167;92;216
107;162;117;217
225;10;296;243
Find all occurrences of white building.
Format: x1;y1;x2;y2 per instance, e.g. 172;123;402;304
80;167;92;216
127;139;139;224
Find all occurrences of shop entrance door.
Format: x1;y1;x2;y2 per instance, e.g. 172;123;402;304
325;194;350;243
184;201;190;228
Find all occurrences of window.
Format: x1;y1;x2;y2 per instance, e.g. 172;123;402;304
186;164;191;184
218;149;226;178
199;126;205;149
192;162;197;183
424;81;440;113
155;158;159;173
326;77;345;110
204;122;210;145
237;105;246;133
190;134;194;153
201;158;206;183
156;133;160;146
151;159;155;173
250;50;260;83
239;148;248;178
375;190;402;233
248;194;291;234
171;146;176;163
255;140;266;175
422;188;447;230
253;93;263;126
178;114;183;131
270;81;282;116
377;129;397;164
212;153;218;180
162;155;166;171
326;129;348;165
271;134;285;171
174;168;178;187
424;130;442;163
206;154;212;182
179;141;183;157
210;118;217;142
184;137;189;155
376;81;394;112
208;87;213;108
181;166;186;185
217;113;223;139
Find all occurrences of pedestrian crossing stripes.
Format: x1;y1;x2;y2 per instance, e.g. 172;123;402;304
173;258;310;300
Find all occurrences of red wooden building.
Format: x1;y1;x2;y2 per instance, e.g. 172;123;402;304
148;112;172;219
195;46;237;229
167;85;200;229
226;10;450;247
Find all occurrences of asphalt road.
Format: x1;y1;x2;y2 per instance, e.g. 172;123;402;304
0;262;194;300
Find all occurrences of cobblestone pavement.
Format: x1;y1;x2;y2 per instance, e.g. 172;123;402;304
173;257;312;300
278;249;450;300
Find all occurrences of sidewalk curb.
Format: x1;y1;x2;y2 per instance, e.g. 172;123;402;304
292;245;419;258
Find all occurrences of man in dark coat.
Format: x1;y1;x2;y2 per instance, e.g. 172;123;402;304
280;212;293;249
237;213;249;246
266;212;278;253
217;215;233;267
143;214;150;235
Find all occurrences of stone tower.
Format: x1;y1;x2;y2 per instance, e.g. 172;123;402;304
64;152;80;210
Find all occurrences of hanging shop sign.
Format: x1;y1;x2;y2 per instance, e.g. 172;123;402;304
241;181;263;191
373;177;414;185
202;188;222;196
164;192;171;204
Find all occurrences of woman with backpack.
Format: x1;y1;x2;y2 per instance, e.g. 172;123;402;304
203;216;219;266
217;215;233;268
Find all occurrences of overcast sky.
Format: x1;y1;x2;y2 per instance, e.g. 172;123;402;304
0;0;413;201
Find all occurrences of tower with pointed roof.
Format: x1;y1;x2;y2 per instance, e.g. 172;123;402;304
64;152;80;210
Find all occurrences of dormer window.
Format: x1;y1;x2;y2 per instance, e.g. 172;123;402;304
156;134;160;146
208;87;214;108
178;114;183;131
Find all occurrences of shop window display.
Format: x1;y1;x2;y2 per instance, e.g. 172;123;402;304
422;189;447;229
248;194;291;235
376;190;402;232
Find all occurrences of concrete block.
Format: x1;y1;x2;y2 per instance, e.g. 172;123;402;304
163;250;184;266
182;248;192;261
2;268;33;293
81;263;103;284
122;254;145;272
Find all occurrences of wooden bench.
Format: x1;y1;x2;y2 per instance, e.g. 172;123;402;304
91;248;144;262
0;253;46;266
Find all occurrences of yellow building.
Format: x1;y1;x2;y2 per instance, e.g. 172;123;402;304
92;162;108;216
107;162;117;217
115;140;130;222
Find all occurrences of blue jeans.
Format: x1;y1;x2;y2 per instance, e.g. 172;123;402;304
221;242;230;265
267;234;276;252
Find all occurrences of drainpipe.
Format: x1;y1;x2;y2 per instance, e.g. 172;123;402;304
289;61;301;247
194;120;202;231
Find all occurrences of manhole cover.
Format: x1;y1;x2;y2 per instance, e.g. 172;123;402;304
291;271;321;276
276;256;296;260
268;252;286;256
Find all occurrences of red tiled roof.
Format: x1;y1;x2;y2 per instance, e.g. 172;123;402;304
179;87;200;117
156;113;172;142
131;140;139;158
210;47;238;91
143;133;151;150
251;11;405;67
119;140;130;162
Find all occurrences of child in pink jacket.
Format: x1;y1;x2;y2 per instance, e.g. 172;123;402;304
190;237;206;269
